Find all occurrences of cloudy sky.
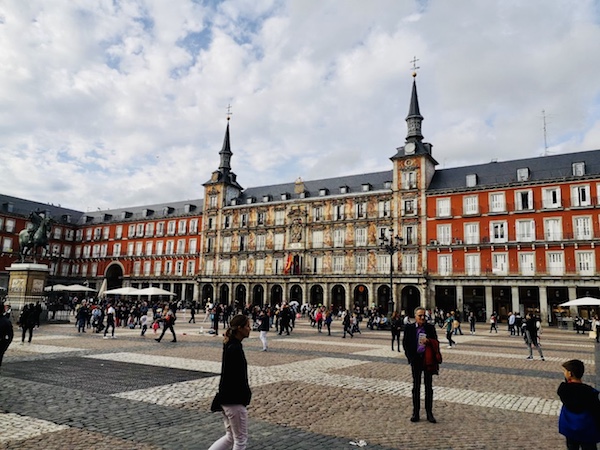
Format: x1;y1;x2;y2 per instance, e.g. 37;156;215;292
1;0;600;212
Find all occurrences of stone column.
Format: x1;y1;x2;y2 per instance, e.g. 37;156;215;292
485;285;493;322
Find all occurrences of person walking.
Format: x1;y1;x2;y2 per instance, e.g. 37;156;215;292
468;311;476;335
0;308;14;368
155;304;177;343
257;310;269;351
524;313;544;361
489;312;498;333
19;303;36;344
188;304;196;324
324;310;333;336
76;300;89;333
444;312;457;348
403;306;440;423
390;311;402;352
103;303;116;339
453;311;464;336
594;316;600;344
342;309;353;338
209;314;252;450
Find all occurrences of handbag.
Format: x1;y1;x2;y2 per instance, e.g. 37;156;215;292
210;392;223;412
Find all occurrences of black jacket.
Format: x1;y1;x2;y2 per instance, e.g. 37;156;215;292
217;337;252;406
403;322;438;364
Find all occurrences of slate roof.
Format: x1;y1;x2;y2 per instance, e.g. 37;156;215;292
428;149;600;192
0;193;84;224
237;170;394;203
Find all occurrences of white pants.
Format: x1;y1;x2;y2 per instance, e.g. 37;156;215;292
259;331;268;350
208;405;248;450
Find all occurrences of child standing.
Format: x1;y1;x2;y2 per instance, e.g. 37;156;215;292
557;359;600;450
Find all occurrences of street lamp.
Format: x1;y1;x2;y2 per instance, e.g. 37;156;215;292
379;228;402;316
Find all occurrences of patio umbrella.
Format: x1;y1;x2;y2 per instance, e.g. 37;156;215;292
136;287;175;296
44;284;69;292
559;297;600;307
63;284;96;292
104;287;141;296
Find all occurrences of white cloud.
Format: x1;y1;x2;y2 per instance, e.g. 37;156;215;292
0;0;599;211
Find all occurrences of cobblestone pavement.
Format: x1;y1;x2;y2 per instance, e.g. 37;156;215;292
0;317;597;449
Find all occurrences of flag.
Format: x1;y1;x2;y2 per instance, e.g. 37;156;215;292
284;254;293;274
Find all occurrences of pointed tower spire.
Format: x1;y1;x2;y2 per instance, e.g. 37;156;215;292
405;72;424;142
218;119;232;174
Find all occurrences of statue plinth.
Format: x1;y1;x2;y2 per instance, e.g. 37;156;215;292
5;263;49;310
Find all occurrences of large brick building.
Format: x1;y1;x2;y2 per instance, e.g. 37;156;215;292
2;75;599;325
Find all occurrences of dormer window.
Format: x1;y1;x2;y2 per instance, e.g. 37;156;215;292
246;197;254;204
517;168;530;182
262;195;270;203
280;193;290;200
466;174;477;187
319;188;328;197
340;186;348;194
299;191;307;199
230;199;238;206
362;183;371;192
384;181;392;189
573;162;585;176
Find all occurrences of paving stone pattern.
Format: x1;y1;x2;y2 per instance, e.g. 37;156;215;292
0;319;597;449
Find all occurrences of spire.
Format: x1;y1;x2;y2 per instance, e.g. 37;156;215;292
405;72;424;142
218;119;232;173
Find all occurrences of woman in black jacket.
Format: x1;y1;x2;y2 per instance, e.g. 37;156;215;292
209;314;252;450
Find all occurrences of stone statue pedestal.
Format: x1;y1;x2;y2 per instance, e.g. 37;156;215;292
6;263;49;310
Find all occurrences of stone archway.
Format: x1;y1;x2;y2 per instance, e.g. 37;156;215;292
331;284;345;312
310;285;323;306
290;284;302;305
202;284;214;305
235;285;246;310
271;284;283;308
219;284;230;305
252;285;264;308
353;285;369;311
105;263;124;290
377;285;390;314
401;285;421;317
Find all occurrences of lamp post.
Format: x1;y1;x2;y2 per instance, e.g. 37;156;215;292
379;228;402;316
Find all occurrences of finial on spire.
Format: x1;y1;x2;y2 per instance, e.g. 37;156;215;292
226;104;233;121
410;56;420;78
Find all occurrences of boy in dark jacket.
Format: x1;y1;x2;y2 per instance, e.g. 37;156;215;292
557;359;600;449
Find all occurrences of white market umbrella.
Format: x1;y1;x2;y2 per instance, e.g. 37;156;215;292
44;284;69;292
63;284;96;292
136;287;176;297
104;287;141;296
559;297;600;307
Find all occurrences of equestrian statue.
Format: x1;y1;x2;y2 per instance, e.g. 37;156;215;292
18;211;53;262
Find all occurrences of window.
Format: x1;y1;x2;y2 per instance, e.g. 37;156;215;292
136;224;144;237
152;261;161;276
126;243;134;256
5;219;15;233
100;244;108;257
515;190;533;211
576;251;594;275
312;230;323;248
355;228;367;246
274;257;283;274
402;254;417;274
164;261;173;275
2;237;12;252
103;227;110;239
189;239;197;254
402;199;416;216
189;219;198;233
542;187;561;209
115;225;123;239
490;221;507;243
223;236;231;252
355;201;367;219
334;204;345;220
113;243;121;257
156;241;164;255
239;235;245;251
238;260;247;275
133;261;141;276
91;263;98;277
437;224;451;246
517;168;530;182
355;254;367;274
62;245;71;258
176;261;184;276
167;221;176;235
255;259;265;275
223;216;231;229
333;256;345;273
402;171;417;189
257;212;265;225
404;225;416;245
128;225;135;238
573;162;585;176
275;210;285;226
86;228;93;241
544;218;562;241
53;227;62;239
463;196;479;215
465;254;481;275
489;192;506;213
436;198;451;217
516;220;535;242
186;260;196;276
65;229;74;241
547;252;564;275
178;220;187;234
75;229;83;241
312;256;323;274
165;240;174;255
571;185;591;207
144;261;151;276
209;195;217;208
464;223;479;245
378;200;391;218
0;218;3;231
145;242;153;256
145;223;154;237
466;174;477;187
438;255;452;276
333;229;345;247
256;234;266;251
519;253;535;275
377;255;390;274
240;214;248;227
574;217;592;240
156;222;165;236
205;260;213;275
313;206;323;222
135;242;143;256
177;239;186;254
274;233;284;250
492;253;508;275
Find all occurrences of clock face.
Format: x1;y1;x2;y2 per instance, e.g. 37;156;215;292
405;142;415;154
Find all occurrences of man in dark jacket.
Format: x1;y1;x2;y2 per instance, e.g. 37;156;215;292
0;307;14;367
403;306;439;423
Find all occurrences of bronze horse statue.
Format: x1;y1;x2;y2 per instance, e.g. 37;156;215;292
18;212;53;262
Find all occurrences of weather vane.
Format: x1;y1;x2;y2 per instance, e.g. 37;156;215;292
226;104;233;121
410;56;420;77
